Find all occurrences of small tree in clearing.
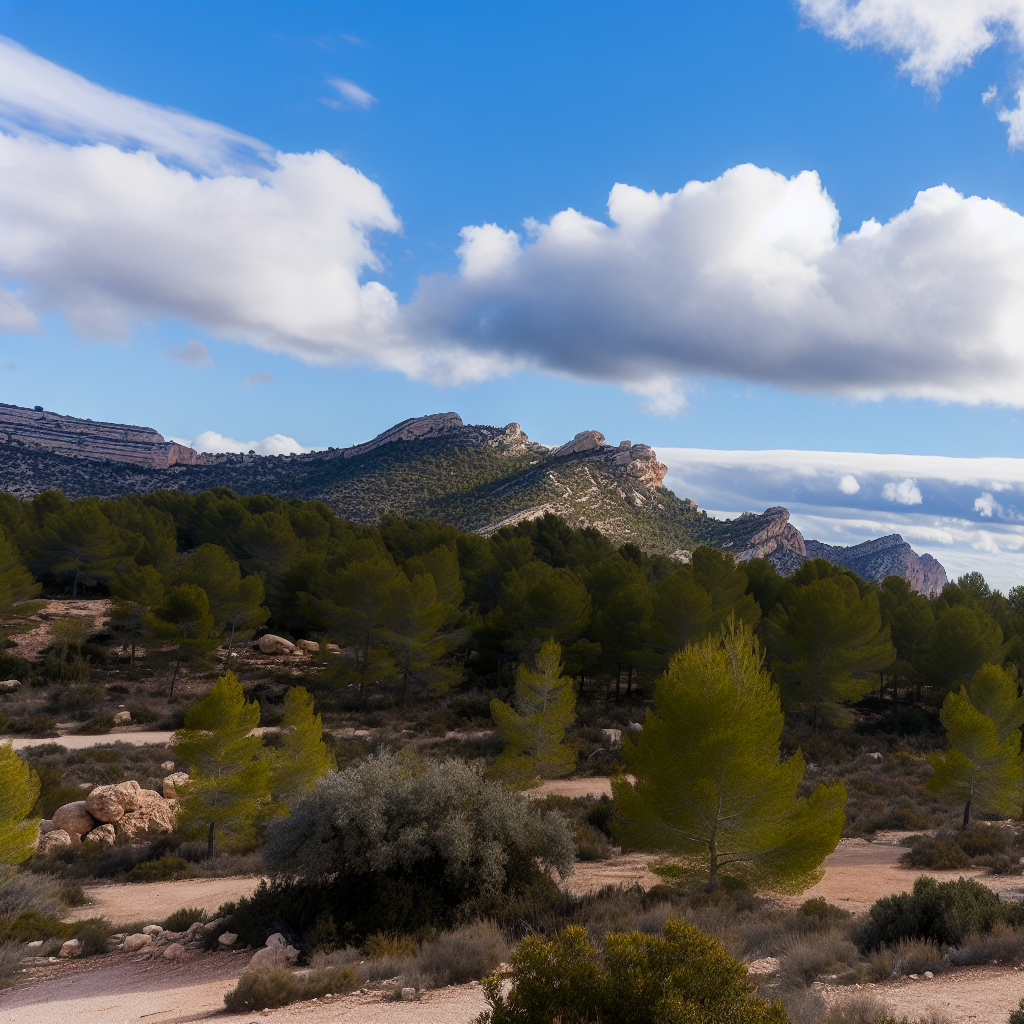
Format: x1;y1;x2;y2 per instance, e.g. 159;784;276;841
270;686;334;805
927;664;1023;829
490;637;577;789
0;741;40;867
613;624;846;892
172;671;272;855
108;563;164;671
149;584;218;701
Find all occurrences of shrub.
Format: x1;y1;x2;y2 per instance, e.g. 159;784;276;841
1009;998;1024;1024
859;875;1024;950
418;921;510;987
365;931;417;960
0;911;73;944
900;837;972;870
576;824;611;861
821;993;895;1024
481;920;788;1024
889;937;944;976
779;929;859;987
982;854;1023;875
223;964;358;1012
0;943;24;988
956;826;1008;858
129;706;161;724
801;897;852;921
947;924;1024;966
74;715;115;735
585;795;615;836
73;919;112;956
126;856;191;883
163;906;207;932
0;873;64;918
254;752;574;947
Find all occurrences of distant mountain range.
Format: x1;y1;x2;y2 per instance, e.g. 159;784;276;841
0;403;947;594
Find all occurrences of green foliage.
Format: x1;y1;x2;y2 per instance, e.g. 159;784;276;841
1009;997;1024;1024
478;920;789;1024
269;686;333;804
927;605;1004;689
172;671;273;852
224;964;358;1012
107;563;164;670
149;583;220;698
926;666;1023;828
766;574;895;724
0;741;40;866
126;856;192;882
252;751;574;945
0;528;43;644
859;875;1024;950
163;906;208;931
490;638;577;788
613;624;846;892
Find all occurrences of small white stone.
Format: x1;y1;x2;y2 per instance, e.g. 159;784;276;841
923;971;934;979
142;924;163;935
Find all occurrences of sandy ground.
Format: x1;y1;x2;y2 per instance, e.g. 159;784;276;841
531;777;616;799
7;731;176;751
65;877;264;926
8;599;111;662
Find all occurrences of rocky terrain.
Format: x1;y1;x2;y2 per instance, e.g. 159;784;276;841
0;407;948;592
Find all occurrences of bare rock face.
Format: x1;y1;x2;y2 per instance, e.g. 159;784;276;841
296;639;320;653
163;772;190;799
52;800;98;837
342;412;464;460
59;939;81;958
613;444;667;490
123;933;153;953
736;507;807;561
552;430;606;457
803;535;948;596
0;402;202;468
37;828;73;855
84;823;116;845
0;679;20;693
258;634;295;655
113;710;131;725
114;789;176;841
86;787;126;824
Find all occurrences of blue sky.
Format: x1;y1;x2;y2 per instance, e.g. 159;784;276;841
0;1;1022;587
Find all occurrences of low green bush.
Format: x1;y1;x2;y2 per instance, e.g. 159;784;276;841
0;911;73;944
0;943;25;989
576;824;611;861
126;856;191;883
73;920;112;956
859;876;1024;950
417;921;509;987
479;920;788;1024
163;906;207;932
223;964;358;1012
800;897;852;921
957;826;1009;858
899;836;972;870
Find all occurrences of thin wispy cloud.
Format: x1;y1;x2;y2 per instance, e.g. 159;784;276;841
184;429;315;456
326;77;377;109
799;0;1024;149
341;34;367;46
243;371;274;387
166;340;212;367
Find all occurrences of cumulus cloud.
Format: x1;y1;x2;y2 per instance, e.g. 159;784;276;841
975;491;1004;516
243;372;274;387
882;477;923;504
799;0;1024;148
166;339;211;366
326;77;377;109
0;285;37;333
188;430;315;456
839;474;860;494
405;166;1024;404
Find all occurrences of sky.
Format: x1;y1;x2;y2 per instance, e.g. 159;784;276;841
0;0;1022;588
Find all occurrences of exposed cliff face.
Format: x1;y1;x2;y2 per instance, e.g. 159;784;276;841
734;507;807;561
339;412;465;459
803;535;948;597
0;403;201;468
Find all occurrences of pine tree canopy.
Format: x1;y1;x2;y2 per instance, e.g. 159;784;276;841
613;624;846;892
0;741;40;867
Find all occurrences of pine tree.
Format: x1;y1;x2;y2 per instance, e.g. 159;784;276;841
0;528;43;646
270;686;334;804
613;624;846;892
765;575;895;727
148;584;218;701
172;671;272;854
927;605;1004;690
927;665;1024;829
108;563;164;671
490;638;577;788
0;741;40;866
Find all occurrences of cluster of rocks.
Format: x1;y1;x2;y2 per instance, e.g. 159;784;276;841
37;775;183;854
550;430;668;491
58;918;238;960
256;634;323;656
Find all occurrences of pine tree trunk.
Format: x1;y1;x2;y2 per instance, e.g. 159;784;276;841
615;663;621;704
962;798;971;830
169;651;183;702
208;821;216;858
707;836;719;892
626;664;633;698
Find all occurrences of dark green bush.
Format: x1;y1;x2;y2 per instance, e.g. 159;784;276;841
576;824;611;861
859;876;1024;950
128;705;161;724
73;919;112;956
126;856;191;883
479;920;788;1024
74;715;115;735
163;906;208;932
957;826;1008;858
418;921;509;987
0;911;73;944
585;795;616;836
899;836;972;870
1009;997;1024;1024
800;897;852;921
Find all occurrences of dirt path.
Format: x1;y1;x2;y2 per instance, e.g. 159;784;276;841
65;877;264;926
823;965;1024;1024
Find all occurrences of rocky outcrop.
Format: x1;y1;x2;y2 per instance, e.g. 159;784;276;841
734;507;807;561
258;633;295;655
802;535;948;596
552;430;606;457
613;444;667;490
0;403;201;468
37;829;73;855
46;781;176;847
341;412;465;459
51;801;95;838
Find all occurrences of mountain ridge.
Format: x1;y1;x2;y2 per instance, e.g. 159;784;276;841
0;403;947;594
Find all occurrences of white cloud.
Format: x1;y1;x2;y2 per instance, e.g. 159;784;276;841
975;491;1004;516
243;371;274;387
623;376;690;416
798;1;1024;148
327;77;377;109
839;474;860;494
165;339;211;366
882;477;923;505
0;285;38;333
0;36;271;176
189;430;315;456
406;166;1024;403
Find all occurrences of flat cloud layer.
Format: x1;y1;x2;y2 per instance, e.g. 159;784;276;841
659;447;1024;589
2;37;1024;406
182;431;316;457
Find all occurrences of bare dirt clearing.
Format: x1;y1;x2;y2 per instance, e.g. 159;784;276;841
64;876;264;926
